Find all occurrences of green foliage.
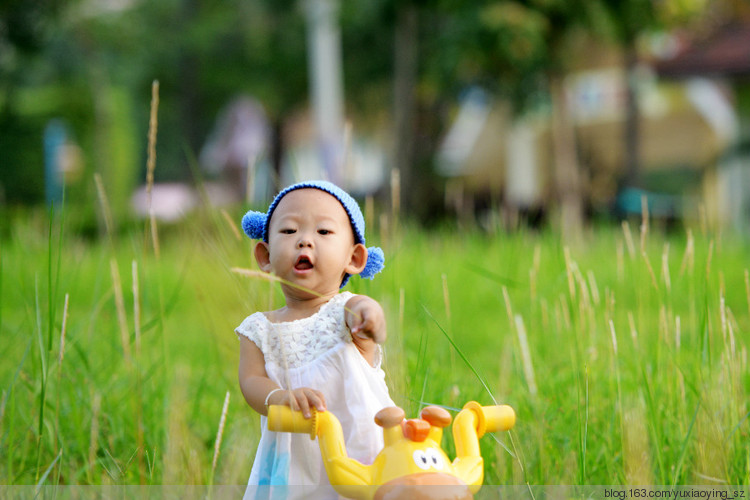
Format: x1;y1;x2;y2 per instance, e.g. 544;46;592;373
2;201;749;486
0;112;46;203
0;0;724;214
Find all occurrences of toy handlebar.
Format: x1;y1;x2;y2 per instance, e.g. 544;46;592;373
267;404;319;438
453;402;515;461
266;401;516;497
267;405;368;491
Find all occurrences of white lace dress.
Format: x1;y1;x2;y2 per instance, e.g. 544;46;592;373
236;291;394;499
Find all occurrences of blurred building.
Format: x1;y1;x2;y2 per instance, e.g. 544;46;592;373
199;96;272;204
437;25;750;232
279;108;387;197
655;21;750;233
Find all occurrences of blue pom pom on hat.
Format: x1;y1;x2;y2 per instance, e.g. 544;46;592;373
241;180;385;287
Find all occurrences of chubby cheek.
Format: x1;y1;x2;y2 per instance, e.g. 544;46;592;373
265;244;292;270
272;249;295;270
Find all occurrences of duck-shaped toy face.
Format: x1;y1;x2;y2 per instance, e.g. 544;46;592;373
369;406;474;500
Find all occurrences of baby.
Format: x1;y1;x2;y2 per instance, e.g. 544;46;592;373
236;180;394;497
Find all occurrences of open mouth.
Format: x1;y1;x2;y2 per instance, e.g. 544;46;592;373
294;256;313;271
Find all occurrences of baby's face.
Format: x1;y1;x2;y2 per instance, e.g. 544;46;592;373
264;188;360;298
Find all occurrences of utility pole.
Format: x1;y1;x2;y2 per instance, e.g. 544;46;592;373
305;0;345;185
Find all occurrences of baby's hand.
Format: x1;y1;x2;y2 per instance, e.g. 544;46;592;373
345;295;386;344
266;387;326;419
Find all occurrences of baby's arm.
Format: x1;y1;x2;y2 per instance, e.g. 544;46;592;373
238;336;326;418
344;294;386;366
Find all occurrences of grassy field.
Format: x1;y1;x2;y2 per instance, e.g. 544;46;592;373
1;203;749;488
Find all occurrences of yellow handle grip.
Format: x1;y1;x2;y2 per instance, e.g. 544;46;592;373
459;401;515;437
267;405;317;439
482;405;516;433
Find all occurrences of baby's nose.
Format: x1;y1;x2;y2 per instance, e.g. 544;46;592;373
297;237;313;248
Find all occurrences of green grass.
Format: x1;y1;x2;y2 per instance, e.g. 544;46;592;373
1;204;749;487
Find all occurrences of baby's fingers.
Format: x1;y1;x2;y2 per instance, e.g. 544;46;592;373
292;388;326;418
351;310;375;336
306;389;327;413
354;313;386;343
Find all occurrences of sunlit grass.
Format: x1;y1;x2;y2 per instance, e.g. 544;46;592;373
1;203;748;487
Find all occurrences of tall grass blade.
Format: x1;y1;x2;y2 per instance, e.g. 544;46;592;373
661;243;671;293
699;293;711;369
146;80;161;259
59;294;69;364
442;273;456;371
725;409;749;444
47;202;63;353
671;403;700;487
508;431;536;500
54;293;69;457
515;315;537;397
464;264;519;288
210;391;230;484
35;448;62;494
34;277;48;483
442;273;451;324
621;221;635;258
88;393;101;482
94;173;115;244
110;258;131;361
146;447;156;481
640;194;649;253
641;251;659;290
502;286;514;328
577;365;589;484
220;209;242;241
586;270;600;306
640;365;666;483
132;261;141;356
422;306;497;404
679;229;694;276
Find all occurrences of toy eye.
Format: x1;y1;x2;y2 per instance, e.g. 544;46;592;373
413;450;430;470
426;448;444;469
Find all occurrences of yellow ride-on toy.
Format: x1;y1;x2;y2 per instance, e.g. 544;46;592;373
268;401;515;499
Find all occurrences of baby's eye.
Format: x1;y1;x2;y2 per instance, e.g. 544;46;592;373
280;228;296;234
317;229;332;235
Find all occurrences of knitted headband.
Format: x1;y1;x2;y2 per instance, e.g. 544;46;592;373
241;180;385;287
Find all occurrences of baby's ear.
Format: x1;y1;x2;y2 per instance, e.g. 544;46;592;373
345;243;367;275
254;241;272;272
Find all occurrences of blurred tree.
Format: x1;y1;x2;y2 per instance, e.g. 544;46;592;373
449;0;591;237
597;0;656;191
340;0;448;220
597;0;709;192
3;0;720;226
393;1;418;209
1;0;312;207
593;0;720;198
0;0;69;204
123;0;312;190
338;0;437;218
529;0;591;239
